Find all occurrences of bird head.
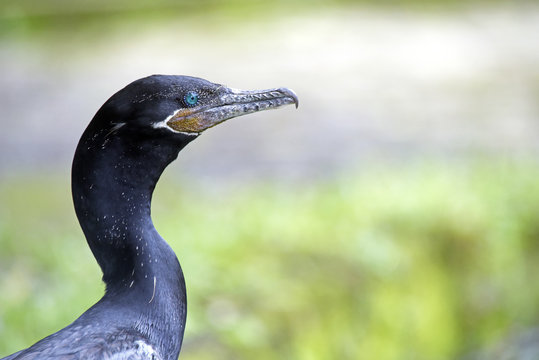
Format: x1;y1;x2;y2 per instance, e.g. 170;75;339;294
96;75;298;139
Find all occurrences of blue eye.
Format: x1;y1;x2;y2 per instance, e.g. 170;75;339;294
184;91;199;107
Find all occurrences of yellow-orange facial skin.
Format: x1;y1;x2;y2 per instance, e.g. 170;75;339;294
167;109;204;133
167;107;231;133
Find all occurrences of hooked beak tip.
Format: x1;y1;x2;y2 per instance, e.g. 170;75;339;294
278;87;299;109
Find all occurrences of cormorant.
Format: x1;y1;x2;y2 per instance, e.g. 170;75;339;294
1;75;298;360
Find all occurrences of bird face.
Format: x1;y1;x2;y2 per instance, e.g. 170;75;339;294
102;75;298;137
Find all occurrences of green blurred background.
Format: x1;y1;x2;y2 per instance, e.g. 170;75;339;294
1;0;539;359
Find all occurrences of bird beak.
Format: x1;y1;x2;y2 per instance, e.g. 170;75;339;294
166;87;299;134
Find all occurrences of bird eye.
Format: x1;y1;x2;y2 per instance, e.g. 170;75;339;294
184;91;199;107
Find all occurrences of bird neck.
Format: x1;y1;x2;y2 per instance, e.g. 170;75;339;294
71;123;194;356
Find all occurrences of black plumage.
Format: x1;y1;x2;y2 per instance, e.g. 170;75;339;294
1;75;298;360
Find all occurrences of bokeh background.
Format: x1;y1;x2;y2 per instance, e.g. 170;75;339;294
1;0;539;359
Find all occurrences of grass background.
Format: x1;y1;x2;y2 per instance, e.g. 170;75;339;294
1;160;538;359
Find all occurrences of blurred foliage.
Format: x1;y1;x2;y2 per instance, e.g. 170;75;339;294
1;160;538;359
0;0;531;39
